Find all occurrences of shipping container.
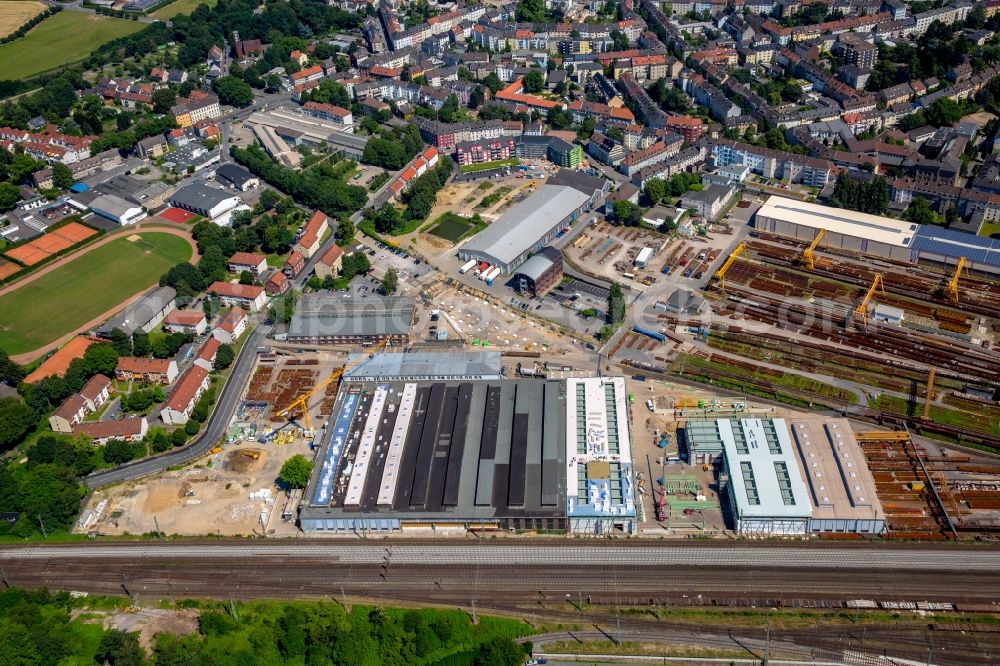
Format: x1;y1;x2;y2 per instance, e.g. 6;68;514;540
459;259;477;274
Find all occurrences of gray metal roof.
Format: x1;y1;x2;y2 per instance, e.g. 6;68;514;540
288;295;415;338
513;246;560;282
463;185;589;267
98;286;176;337
345;351;503;380
89;194;139;219
912;226;1000;268
168;183;237;210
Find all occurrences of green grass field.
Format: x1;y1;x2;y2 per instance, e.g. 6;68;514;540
0;12;145;80
426;212;486;243
0;233;192;355
151;0;217;19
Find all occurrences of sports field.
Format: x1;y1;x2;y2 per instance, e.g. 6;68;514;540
0;233;193;356
0;1;45;38
0;12;144;80
151;0;217;19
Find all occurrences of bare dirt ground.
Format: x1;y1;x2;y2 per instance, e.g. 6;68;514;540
73;607;200;650
81;436;309;537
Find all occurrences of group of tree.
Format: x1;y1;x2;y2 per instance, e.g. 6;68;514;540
829;173;889;215
642;172;703;206
0;588;532;665
120;385;166;413
212;76;254;108
381;268;398;296
231;144;367;219
109;326;192;360
646;78;690;114
270;288;299;325
278;454;313;489
902;196;946;226
361;124;424;170
613;200;643;226
608;282;626;327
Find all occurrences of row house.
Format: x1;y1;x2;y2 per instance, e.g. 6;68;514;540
630;143;708;188
74;417;148;446
587;131;626;166
455;138;516;166
163;309;209;336
386;147;441;201
295;210;330;259
207;281;267;312
161;365;211;426
213;307;248;345
49;375;112;434
0;127;93;164
567;100;635;126
709;138;836;187
617;135;684;176
301;101;354;133
116;357;179;385
617;72;671;128
413;117;522;151
228;252;268;277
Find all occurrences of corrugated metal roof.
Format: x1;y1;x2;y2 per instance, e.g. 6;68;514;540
912;226;1000;268
345;351;503;380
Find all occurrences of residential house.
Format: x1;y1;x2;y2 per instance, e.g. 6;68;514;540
295;210;330;258
312;244;344;279
228;252;269;276
193;337;221;371
137;135;167;159
282;250;306;278
115;357;179;384
265;270;290;295
163;309;209;336
74;417;148;445
160;366;211;426
212;307;248;344
207;281;267;311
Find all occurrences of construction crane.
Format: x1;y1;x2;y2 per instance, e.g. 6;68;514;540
800;228;825;271
945;256;967;304
276;366;345;433
714;242;746;291
923;367;936;421
853;273;884;320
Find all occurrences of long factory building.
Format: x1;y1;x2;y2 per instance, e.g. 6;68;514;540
754;195;1000;275
299;353;636;535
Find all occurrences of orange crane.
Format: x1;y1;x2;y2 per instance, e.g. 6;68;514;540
276;366;345;433
923;367;936;420
714;242;746;291
801;228;825;270
945;256;967;304
853;273;884;320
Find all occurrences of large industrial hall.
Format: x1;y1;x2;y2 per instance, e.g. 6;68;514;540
299;353;637;535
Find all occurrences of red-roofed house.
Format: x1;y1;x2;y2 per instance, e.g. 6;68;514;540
116;357;179;384
282;250;306;278
74;417;148;445
665;115;703;143
193;336;221;371
265;270;290;295
302;101;354;132
228;252;269;276
160;365;211;425
295;211;330;258
314;244;344;279
213;307;248;344
207;281;267;311
49;395;90;434
290;65;324;86
163;309;209;336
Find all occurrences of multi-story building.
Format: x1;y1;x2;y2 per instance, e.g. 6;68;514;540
455;138;516;166
710;139;836;187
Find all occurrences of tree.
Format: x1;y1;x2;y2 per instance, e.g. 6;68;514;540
213;344;235;371
643;179;666;205
171;428;188;447
184;420;200;436
83;343;119;376
51;162;74;189
902;196;941;225
0;397;36;452
0;350;24;387
523;69;544;93
381;267;398;295
152;88;176;114
109;328;132;357
131;331;150;358
610;29;629;51
95;630;145;666
473;637;525;666
482;72;504;95
516;0;546;22
0;182;19;211
608;282;625;325
212;76;254;107
103;439;141;465
279;454;313;489
239;270;255;285
613;200;642;226
335;217;355;244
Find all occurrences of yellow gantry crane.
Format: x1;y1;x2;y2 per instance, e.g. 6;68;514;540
276;367;345;433
801;228;825;271
945;256;967;304
923;367;937;421
714;242;747;291
853;273;884;320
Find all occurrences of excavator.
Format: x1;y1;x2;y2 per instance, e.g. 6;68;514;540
276;366;345;434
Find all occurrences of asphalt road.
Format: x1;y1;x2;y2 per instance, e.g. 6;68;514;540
83;325;269;488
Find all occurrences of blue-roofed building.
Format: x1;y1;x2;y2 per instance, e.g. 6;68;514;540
912;226;1000;276
69;183;89;193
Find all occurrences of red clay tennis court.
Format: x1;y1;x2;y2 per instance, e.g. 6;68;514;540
24;335;98;383
158;207;197;223
0;260;19;280
3;222;97;266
